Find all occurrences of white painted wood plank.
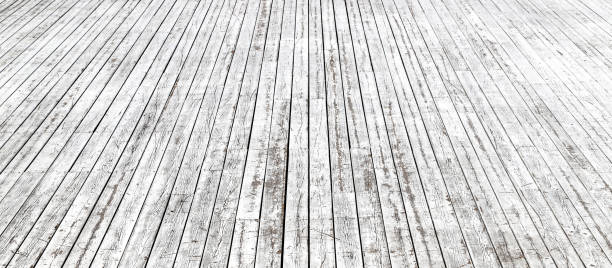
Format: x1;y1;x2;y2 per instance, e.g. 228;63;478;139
0;0;610;265
304;0;336;265
320;0;366;265
196;0;278;265
281;0;310;265
169;0;269;266
440;0;612;258
0;0;126;196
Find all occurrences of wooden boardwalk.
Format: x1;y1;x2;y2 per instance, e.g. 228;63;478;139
0;0;611;266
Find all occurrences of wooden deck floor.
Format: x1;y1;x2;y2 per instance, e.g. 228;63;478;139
0;0;611;266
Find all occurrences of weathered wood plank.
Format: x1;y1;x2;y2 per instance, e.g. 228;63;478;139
305;0;336;265
0;0;611;265
320;0;366;265
281;0;310;265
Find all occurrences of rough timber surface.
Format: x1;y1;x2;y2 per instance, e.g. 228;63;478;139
0;0;611;266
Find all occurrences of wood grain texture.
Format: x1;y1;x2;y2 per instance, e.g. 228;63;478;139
0;0;611;266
